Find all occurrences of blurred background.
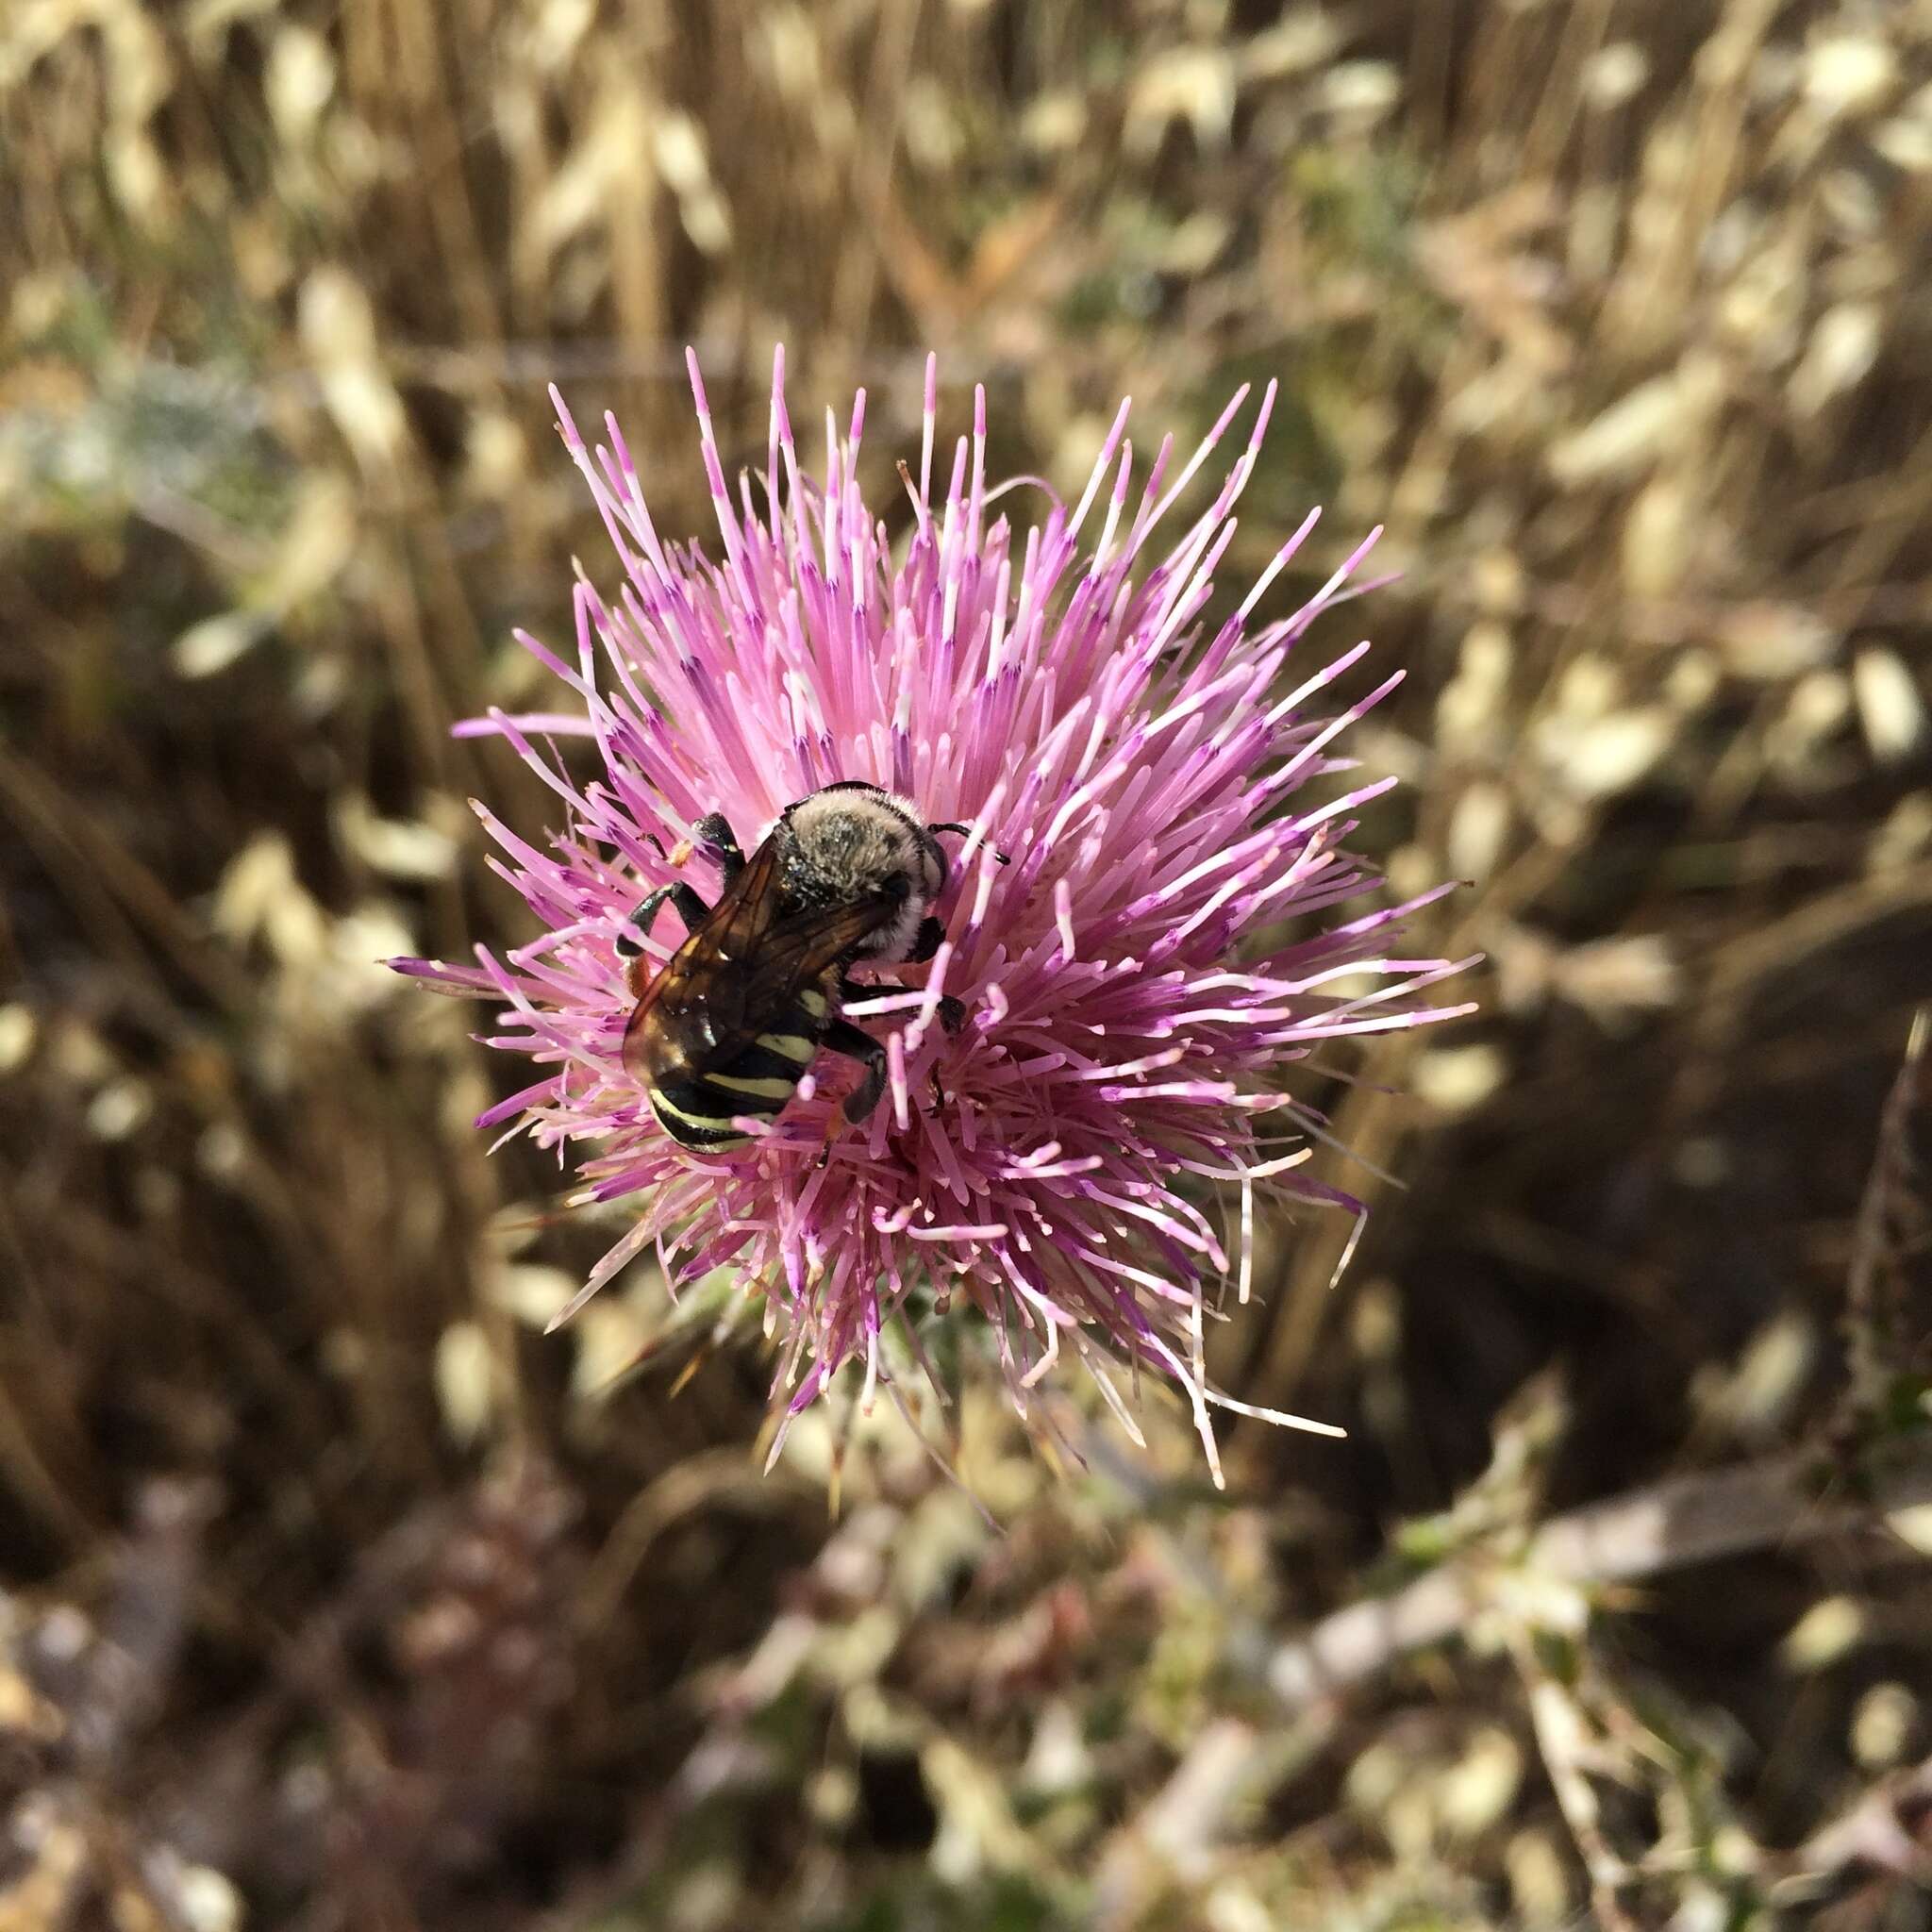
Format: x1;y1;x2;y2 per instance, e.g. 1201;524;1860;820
4;0;1931;1925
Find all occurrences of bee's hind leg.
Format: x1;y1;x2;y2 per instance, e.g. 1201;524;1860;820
820;1019;888;1125
621;884;708;937
691;812;745;884
615;883;711;992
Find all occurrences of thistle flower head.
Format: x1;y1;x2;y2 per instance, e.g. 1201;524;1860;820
393;350;1472;1478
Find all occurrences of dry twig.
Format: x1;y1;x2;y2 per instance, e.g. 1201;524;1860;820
1267;1444;1932;1711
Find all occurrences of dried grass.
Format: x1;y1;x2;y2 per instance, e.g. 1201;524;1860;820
3;0;1931;1925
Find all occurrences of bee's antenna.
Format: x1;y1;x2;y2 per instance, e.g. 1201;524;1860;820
929;821;1011;865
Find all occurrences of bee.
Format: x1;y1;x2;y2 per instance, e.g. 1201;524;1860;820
617;781;985;1150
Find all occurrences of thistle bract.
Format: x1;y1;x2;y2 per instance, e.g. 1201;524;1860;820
393;350;1472;1478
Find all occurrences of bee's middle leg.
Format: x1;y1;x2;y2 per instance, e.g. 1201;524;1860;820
821;1018;888;1124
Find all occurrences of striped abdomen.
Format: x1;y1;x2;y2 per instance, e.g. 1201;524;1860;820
647;982;831;1149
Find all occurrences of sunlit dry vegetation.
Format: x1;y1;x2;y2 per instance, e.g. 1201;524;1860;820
3;0;1931;1925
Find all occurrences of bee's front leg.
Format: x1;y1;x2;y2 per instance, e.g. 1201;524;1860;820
692;812;745;885
901;923;968;1032
820;1019;888;1125
905;917;967;1036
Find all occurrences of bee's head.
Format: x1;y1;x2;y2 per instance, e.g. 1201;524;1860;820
781;781;946;958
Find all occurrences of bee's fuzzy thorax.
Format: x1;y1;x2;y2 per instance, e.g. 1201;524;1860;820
781;787;942;959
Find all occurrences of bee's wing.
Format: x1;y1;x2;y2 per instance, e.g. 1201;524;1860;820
622;833;895;1091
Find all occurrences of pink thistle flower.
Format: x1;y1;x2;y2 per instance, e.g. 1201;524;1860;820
392;349;1474;1481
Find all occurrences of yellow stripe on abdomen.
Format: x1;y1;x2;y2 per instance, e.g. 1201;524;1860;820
650;1089;749;1141
707;1071;798;1102
756;1033;817;1065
